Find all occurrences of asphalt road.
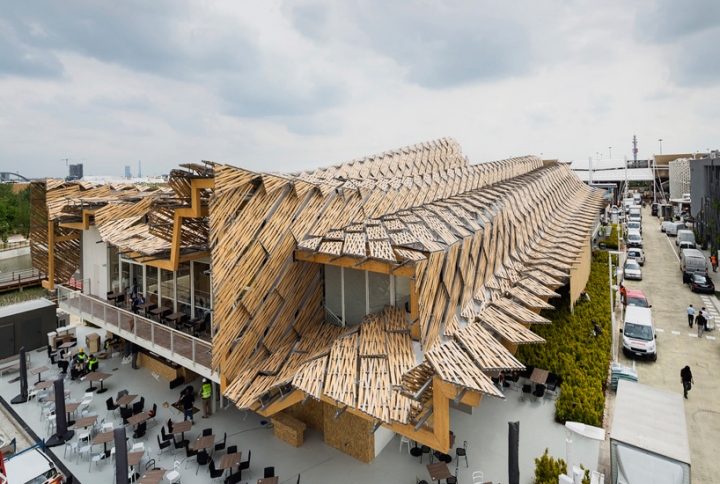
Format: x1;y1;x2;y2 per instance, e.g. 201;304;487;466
613;205;720;483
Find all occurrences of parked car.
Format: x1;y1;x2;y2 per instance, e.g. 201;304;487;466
676;229;696;248
620;306;657;361
627;248;645;266
688;273;715;294
624;260;643;280
625;289;650;308
626;221;642;234
626;230;643;248
679;241;695;251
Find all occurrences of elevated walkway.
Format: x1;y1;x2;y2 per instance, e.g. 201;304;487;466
0;269;44;293
56;285;217;383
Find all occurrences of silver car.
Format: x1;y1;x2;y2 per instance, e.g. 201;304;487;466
626;221;642;234
626;230;643;248
624;260;643;280
627;248;645;266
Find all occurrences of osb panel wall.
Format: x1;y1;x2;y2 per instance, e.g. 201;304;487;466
285;398;325;433
323;401;374;463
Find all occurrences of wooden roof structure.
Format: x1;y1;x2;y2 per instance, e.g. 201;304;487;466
210;137;604;430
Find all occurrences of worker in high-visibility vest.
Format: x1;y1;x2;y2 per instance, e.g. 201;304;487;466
87;354;99;372
201;378;212;418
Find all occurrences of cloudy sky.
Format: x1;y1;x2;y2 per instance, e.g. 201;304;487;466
1;1;718;179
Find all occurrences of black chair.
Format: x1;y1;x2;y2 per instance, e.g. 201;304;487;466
184;445;199;469
172;435;189;456
214;432;226;453
226;445;237;455
209;459;225;481
145;459;162;471
105;397;120;418
532;384;546;403
120;407;133;425
157;434;171;459
520;384;532;402
238;449;251;479
116;389;128;403
115;294;125;307
133;421;147;441
138;396;145;412
161;425;173;442
132;400;143;415
446;466;459;484
519;365;534;380
420;445;431;463
148;403;158;427
202;427;213;437
194;316;209;338
264;466;275;478
455;440;468;468
225;472;243;484
545;373;560;399
196;450;210;475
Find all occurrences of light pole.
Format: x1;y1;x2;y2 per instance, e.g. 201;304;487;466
608;250;622;362
609;146;612;159
658;138;663;155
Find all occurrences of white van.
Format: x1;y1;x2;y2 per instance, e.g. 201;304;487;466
628;205;642;220
3;448;62;484
676;229;696;248
632;193;642;205
620;306;657;361
680;248;707;282
665;222;685;236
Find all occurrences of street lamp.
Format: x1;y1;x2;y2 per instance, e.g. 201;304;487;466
609;146;612;159
658;138;663;155
608;250;622;362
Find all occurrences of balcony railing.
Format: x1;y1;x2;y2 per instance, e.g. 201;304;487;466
57;284;216;382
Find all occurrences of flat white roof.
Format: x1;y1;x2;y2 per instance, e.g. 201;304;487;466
574;168;654;182
610;380;691;464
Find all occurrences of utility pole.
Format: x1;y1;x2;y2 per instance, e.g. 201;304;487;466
658;138;663;155
609;146;612;159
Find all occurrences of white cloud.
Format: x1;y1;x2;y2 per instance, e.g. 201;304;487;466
0;0;718;179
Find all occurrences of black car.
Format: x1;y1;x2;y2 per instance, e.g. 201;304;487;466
689;273;715;294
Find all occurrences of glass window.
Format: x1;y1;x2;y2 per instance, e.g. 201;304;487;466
131;263;144;297
368;272;390;314
344;268;366;326
108;246;120;293
160;269;175;311
177;262;191;316
324;265;343;323
120;261;130;293
394;275;411;312
193;261;211;319
146;266;159;306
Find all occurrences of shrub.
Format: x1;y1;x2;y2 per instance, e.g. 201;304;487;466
517;253;612;426
534;448;590;484
604;224;619;249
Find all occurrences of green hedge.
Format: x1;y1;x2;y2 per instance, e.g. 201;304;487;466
534;448;590;484
516;252;612;426
603;224;619;250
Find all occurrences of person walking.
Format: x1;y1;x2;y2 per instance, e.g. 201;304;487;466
131;343;140;370
687;304;695;328
696;310;706;338
711;254;718;272
201;378;212;419
681;365;694;399
619;284;627;310
179;388;195;423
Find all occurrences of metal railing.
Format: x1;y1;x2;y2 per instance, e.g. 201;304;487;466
0;268;44;285
56;284;215;381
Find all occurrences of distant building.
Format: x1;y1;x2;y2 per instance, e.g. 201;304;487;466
124;165;132;178
68;163;83;181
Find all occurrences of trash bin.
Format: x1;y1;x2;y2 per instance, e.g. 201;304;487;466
86;332;101;353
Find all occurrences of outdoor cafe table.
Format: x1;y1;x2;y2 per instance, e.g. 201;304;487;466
137;301;157;318
257;478;279;484
150;306;171;321
426;462;452;482
128;450;145;479
170;420;192;441
190;434;215;451
33;380;54;391
529;368;549;385
58;342;75;349
30;365;50;383
165;311;187;328
138;469;166;484
127;412;149;427
91;430;114;456
83;371;112;393
219;452;242;474
65;401;80;426
73;415;98;430
116;393;138;407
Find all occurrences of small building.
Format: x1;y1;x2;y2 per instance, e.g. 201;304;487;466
0;298;57;357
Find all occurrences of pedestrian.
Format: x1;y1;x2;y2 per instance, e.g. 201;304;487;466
131;343;139;370
179;387;195;423
201;378;212;418
711;254;718;272
619;284;626;308
687;304;695;328
696;310;706;338
680;365;694;399
130;278;138;300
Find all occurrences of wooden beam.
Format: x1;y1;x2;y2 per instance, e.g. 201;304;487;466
410;278;420;339
294;251;415;278
434;378;483;407
45;221;55;290
128;251;211;270
57;209;97;231
253;390;305;417
55;233;81;243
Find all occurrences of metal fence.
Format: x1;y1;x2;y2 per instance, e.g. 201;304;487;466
57;284;215;379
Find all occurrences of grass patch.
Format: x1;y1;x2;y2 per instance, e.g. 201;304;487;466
0;286;45;307
516;252;612;426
